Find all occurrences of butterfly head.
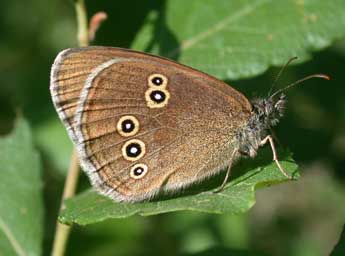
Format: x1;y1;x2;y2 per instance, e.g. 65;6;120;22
236;94;286;157
237;72;329;158
251;93;286;129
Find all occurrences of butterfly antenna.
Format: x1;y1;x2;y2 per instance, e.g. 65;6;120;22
270;73;330;99
267;57;298;97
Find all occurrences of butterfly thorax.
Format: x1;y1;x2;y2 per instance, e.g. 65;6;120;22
236;94;286;157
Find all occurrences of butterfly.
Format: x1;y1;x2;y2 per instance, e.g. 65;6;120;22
50;46;328;202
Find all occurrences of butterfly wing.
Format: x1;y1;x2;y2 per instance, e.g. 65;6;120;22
50;46;252;202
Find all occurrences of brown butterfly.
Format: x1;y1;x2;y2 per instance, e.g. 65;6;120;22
50;46;329;202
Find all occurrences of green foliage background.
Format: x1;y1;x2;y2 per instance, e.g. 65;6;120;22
0;0;345;255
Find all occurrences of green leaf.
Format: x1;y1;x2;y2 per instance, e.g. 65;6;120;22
0;118;43;256
60;149;298;225
132;0;345;79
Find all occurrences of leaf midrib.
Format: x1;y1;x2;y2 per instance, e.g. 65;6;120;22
0;216;26;256
167;0;271;58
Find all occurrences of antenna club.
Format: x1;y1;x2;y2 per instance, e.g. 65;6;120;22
319;74;331;80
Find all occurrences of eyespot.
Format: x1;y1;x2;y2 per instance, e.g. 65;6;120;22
117;115;139;137
122;139;146;161
145;88;170;108
150;90;166;103
130;163;148;179
148;74;168;88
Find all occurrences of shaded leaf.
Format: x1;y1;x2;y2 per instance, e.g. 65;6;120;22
331;224;345;256
132;0;345;79
0;118;43;256
60;150;298;225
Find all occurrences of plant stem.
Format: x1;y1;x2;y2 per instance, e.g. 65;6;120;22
51;149;79;256
75;0;89;47
51;0;89;255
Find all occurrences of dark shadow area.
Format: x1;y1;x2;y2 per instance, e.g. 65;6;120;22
331;224;345;256
89;0;180;60
88;1;163;48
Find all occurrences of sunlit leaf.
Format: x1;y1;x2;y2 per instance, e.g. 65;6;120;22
132;0;345;79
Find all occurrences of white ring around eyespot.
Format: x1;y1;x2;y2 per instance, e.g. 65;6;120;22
145;87;170;109
148;73;168;88
130;163;148;179
121;139;146;161
116;115;139;137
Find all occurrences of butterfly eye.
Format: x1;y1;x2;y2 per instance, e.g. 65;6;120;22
148;74;168;88
122;139;146;161
145;88;170;108
117;115;139;137
130;163;148;179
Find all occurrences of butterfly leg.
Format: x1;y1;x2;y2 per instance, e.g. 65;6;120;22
260;135;292;179
214;149;239;193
